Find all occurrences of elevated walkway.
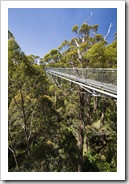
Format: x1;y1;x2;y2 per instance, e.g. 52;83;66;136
45;68;117;98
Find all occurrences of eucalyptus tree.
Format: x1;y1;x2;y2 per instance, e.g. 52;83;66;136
58;40;69;52
44;13;117;171
44;49;62;66
8;31;50;171
8;12;117;172
8;30;68;172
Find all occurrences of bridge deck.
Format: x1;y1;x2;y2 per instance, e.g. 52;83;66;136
45;68;117;98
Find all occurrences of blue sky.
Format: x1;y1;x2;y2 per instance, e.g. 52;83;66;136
8;8;117;58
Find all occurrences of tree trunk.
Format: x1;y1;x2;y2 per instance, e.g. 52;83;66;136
100;99;107;126
78;88;85;172
86;92;91;125
9;128;20;172
94;96;98;112
20;88;30;155
55;91;58;107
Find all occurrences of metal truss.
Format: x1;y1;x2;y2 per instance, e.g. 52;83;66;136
45;68;117;99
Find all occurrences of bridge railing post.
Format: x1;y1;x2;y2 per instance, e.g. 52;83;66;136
85;69;87;81
82;68;83;79
45;67;117;96
101;70;104;87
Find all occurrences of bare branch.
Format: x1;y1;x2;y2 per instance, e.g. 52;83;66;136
82;37;85;43
84;12;93;23
93;31;96;35
74;39;80;48
77;49;82;60
8;128;20;171
74;39;82;60
104;23;115;40
8;146;14;153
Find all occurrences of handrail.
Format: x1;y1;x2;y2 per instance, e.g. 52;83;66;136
45;67;117;98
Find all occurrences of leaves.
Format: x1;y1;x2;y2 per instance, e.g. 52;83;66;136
8;20;117;172
83;42;106;67
72;25;79;34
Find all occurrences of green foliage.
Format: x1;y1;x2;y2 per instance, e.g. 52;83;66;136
92;34;105;44
83;42;106;67
92;24;99;34
80;42;89;53
72;25;79;33
104;40;117;67
8;20;117;172
8;30;14;39
79;23;90;36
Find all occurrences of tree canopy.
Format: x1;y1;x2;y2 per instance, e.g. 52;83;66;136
8;20;117;172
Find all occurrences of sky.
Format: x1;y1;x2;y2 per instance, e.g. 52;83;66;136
8;8;117;58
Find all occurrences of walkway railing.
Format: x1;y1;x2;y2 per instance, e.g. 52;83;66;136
45;68;117;98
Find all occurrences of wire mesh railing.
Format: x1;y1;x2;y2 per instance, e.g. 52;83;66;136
45;68;117;94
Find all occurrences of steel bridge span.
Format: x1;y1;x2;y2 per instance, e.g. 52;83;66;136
45;68;117;99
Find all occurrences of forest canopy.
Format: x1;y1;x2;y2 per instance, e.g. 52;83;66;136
8;20;117;172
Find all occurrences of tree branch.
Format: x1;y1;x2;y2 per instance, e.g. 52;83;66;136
74;39;82;60
104;23;115;40
8;146;14;153
84;12;93;23
28;107;36;141
8;127;20;172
